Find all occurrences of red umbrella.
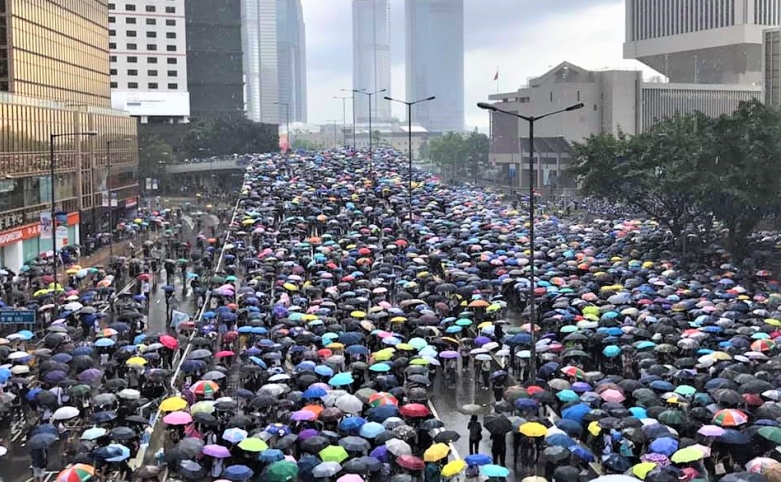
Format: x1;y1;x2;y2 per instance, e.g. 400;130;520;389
396;455;425;471
223;331;238;342
399;403;430;418
159;335;179;350
216;351;235;358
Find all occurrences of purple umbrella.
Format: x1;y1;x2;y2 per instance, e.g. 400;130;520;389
474;336;491;346
370;445;389;462
571;382;592;393
439;351;459;359
43;370;68;383
291;410;317;422
203;444;231;458
298;428;319;440
78;368;103;382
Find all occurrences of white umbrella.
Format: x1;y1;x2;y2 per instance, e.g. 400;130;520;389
118;389;141;400
481;342;500;351
385;438;412;456
259;383;288;396
11;365;30;374
268;373;291;382
52;406;80;421
63;302;83;312
7;351;30;360
334;394;362;414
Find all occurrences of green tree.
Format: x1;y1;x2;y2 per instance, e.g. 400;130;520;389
138;134;174;178
183;114;279;158
428;131;489;180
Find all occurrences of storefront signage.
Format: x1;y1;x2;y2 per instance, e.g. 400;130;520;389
0;224;40;248
126;197;138;208
0;309;35;325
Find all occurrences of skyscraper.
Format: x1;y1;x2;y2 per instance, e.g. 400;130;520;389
277;0;307;123
624;0;781;84
242;0;279;124
405;0;464;133
352;0;391;124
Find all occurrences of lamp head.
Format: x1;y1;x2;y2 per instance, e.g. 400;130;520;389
566;103;585;111
477;102;497;111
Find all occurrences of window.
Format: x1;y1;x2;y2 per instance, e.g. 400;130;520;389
146;31;157;38
127;43;137;50
148;70;158;76
167;83;178;89
166;45;176;52
110;55;117;62
165;6;175;13
550;92;553;102
125;4;135;10
146;18;156;25
167;58;177;64
128;82;138;89
108;3;115;9
109;16;115;23
110;82;118;88
109;29;116;36
127;30;137;37
145;5;155;12
147;57;158;64
110;69;117;75
127;69;138;76
577;91;580;102
147;44;157;51
128;56;138;63
167;70;177;77
109;42;116;49
148;82;158;89
166;32;176;39
165;19;176;26
126;17;136;24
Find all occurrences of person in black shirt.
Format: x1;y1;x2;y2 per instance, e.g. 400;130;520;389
468;415;482;455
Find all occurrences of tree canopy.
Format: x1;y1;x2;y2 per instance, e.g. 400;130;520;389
570;99;781;257
429;131;489;179
183;114;279;159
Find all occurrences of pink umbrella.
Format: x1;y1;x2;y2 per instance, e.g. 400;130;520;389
163;411;193;426
697;425;725;437
215;351;235;358
599;389;626;403
203;444;231;458
337;475;363;482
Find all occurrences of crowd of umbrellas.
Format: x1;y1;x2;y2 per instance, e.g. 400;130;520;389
5;148;781;482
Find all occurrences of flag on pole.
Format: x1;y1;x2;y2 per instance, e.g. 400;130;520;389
493;70;499;81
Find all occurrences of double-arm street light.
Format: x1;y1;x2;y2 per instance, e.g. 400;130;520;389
106;138;132;259
333;96;352;148
273;101;291;151
340;88;358;148
50;131;97;289
351;88;386;171
384;96;436;227
477;101;584;380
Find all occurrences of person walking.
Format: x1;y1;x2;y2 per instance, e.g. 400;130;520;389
491;432;507;467
468;415;482;455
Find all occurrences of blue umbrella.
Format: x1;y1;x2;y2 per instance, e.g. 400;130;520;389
94;338;116;347
223;464;254;481
264;424;291;437
339;416;366;432
329;373;354;387
546;433;576;448
556;390;579;402
465;454;492;466
561;403;590;423
99;443;130;462
302;386;328;399
569;445;594;462
315;365;334;377
480;464;510;478
649;437;679;456
366;405;399;422
602;345;622;357
649;380;675;391
359;421;385;438
258;448;285;463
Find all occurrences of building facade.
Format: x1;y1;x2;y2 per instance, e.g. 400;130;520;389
352;0;391;124
242;0;279;124
108;0;190;124
277;0;307;123
0;0;139;271
186;0;244;117
624;0;781;84
405;0;464;133
764;27;781;106
486;62;760;188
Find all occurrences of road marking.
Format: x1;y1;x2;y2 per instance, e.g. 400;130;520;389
427;399;461;461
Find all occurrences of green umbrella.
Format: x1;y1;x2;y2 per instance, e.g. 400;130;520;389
319;445;349;463
674;385;697;396
658;409;685;426
759;426;781;444
264;461;298;482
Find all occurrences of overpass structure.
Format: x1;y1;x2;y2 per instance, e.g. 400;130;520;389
164;159;248;174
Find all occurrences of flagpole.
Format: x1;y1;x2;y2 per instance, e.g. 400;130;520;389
496;67;499;94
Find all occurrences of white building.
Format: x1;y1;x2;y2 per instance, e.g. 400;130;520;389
108;0;190;123
242;0;279;124
764;27;781;107
277;0;307;123
486;62;760;188
405;0;464;133
352;0;392;124
624;0;781;84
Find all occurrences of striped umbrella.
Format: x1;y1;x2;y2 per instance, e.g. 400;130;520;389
750;339;775;352
712;408;749;427
56;464;95;482
369;392;399;408
191;380;220;396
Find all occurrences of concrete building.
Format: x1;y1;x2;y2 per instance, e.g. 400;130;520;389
0;0;139;271
186;0;244;118
624;0;781;84
405;0;464;133
277;0;307;123
486;62;760;189
352;0;392;124
764;27;781;107
242;0;279;124
108;0;190;124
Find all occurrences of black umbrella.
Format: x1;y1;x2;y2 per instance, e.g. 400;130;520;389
483;414;512;435
433;431;460;443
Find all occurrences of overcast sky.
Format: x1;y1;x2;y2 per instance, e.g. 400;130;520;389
299;0;659;130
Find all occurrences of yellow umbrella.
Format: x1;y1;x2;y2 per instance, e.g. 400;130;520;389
283;283;298;292
477;321;493;329
328;342;345;350
632;462;657;479
351;311;367;318
159;396;188;412
390;316;408;323
588;420;602;436
519;422;547;438
373;350;394;362
66;268;79;275
190;401;215;414
440;459;466;478
423;443;450;462
125;357;147;367
396;343;415;351
486;303;502;312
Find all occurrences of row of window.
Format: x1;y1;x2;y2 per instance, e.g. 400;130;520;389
108;4;177;14
109;82;178;90
110;69;178;77
109;17;177;26
109;30;177;39
108;42;178;51
109;56;178;65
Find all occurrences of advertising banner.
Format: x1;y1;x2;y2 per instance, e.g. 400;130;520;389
39;211;52;240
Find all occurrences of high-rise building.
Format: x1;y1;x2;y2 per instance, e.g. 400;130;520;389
764;27;781;107
405;0;464;133
0;0;139;271
277;0;307;123
108;1;190;124
186;0;245;117
624;0;781;84
242;0;279;124
352;0;391;124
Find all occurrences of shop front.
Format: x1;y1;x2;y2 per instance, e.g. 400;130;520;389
0;212;81;272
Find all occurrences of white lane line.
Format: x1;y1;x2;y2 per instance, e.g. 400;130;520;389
427;399;461;461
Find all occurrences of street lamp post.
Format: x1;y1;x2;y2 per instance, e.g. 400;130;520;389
352;88;386;171
477;101;584;381
273;101;290;151
384;96;436;227
50;131;97;289
340;88;358;148
333;96;352;147
106;138;132;260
